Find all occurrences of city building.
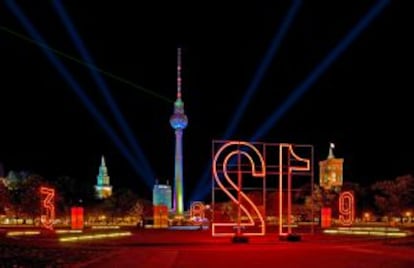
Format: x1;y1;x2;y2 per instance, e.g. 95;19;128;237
94;155;113;199
319;143;344;191
153;181;172;209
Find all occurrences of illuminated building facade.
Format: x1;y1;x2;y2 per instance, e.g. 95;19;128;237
94;155;113;199
153;181;171;228
169;48;188;217
71;206;84;230
153;182;172;209
319;143;344;191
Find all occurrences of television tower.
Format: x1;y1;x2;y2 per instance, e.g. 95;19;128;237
169;48;188;217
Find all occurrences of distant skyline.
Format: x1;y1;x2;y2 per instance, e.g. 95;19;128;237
1;1;412;199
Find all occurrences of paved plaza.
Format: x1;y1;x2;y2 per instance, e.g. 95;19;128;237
3;227;413;267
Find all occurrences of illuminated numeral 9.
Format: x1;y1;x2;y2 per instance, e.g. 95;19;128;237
339;191;354;226
212;141;266;237
40;186;55;230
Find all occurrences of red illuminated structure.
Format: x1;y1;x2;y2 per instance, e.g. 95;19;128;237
212;141;266;237
321;207;332;228
339;191;354;226
279;144;310;236
319;143;344;191
212;141;313;239
40;186;55;230
71;207;84;229
190;201;205;219
154;205;169;228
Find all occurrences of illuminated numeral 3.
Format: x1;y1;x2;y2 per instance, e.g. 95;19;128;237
40;186;55;230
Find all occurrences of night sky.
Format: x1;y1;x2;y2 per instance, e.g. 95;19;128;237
0;0;412;199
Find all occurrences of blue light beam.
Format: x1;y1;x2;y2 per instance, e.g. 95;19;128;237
252;0;390;141
224;0;302;139
5;0;154;189
190;0;302;202
52;0;155;183
191;0;390;201
0;26;172;103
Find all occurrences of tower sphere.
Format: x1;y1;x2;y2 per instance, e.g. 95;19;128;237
170;113;188;130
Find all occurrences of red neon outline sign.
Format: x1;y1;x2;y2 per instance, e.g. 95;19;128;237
279;144;311;235
212;141;266;237
190;201;205;219
40;186;55;230
339;191;354;226
211;141;313;237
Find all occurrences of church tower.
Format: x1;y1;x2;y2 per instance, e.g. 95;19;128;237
319;143;344;192
94;155;113;199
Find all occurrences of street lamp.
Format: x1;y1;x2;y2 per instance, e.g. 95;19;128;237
405;211;411;223
363;212;370;222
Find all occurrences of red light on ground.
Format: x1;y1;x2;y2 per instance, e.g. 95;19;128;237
40;186;55;230
154;205;169;228
71;206;84;229
321;207;332;228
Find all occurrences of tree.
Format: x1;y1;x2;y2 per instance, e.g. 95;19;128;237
6;170;28;190
129;198;153;226
20;174;48;222
0;180;11;215
371;174;414;218
341;182;371;216
300;184;342;221
54;176;81;217
220;201;238;222
303;184;323;220
101;188;140;223
114;188;139;217
130;200;144;218
8;176;25;219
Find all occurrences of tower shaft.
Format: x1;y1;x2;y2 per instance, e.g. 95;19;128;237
174;129;184;215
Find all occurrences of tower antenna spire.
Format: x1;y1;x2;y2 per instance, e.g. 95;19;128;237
328;142;335;159
177;47;182;99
